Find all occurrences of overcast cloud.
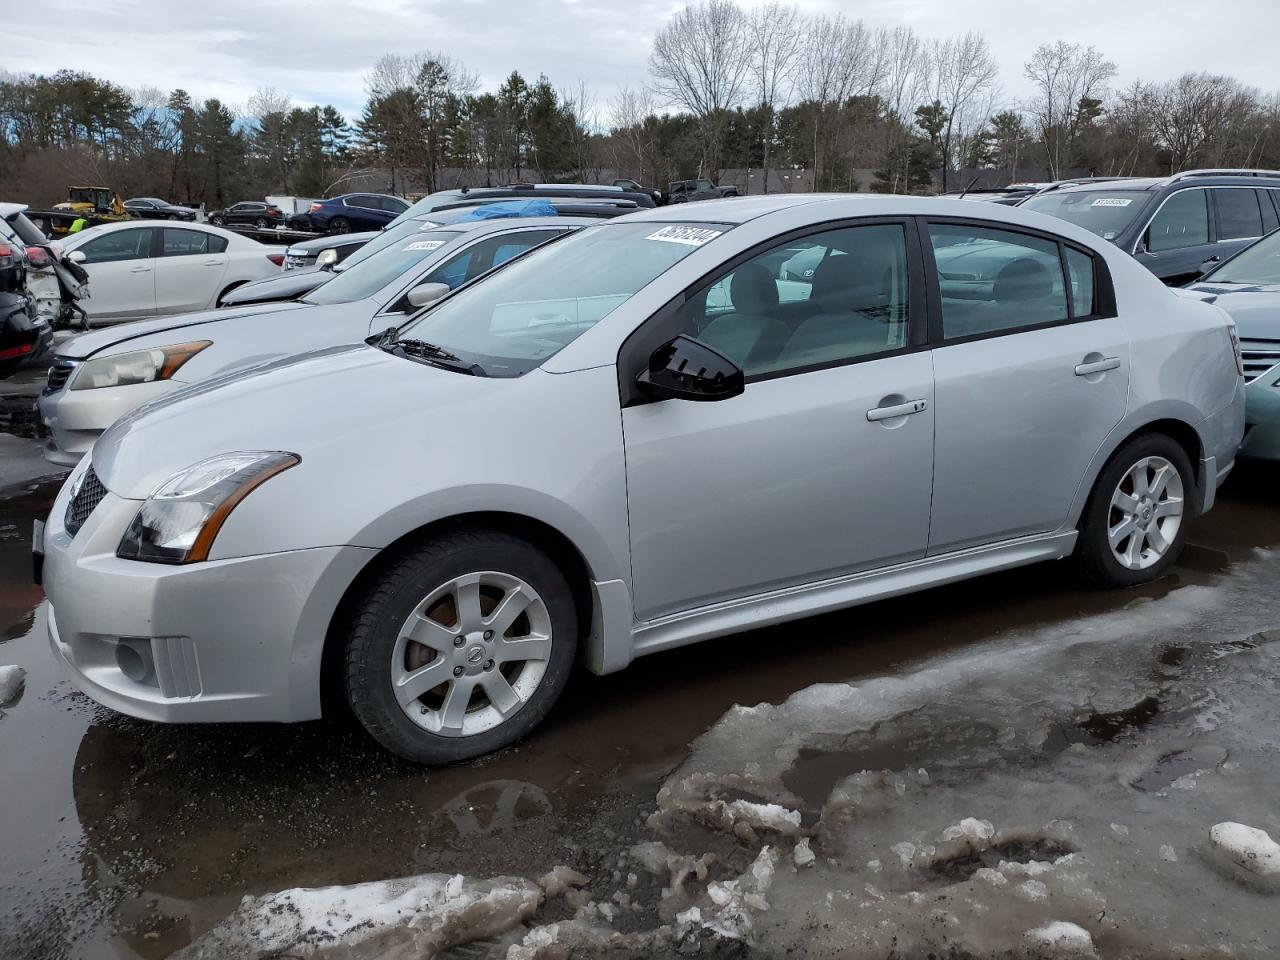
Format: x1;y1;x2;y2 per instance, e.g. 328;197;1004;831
2;0;1278;124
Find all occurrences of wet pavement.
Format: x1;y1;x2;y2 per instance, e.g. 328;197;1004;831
1;433;1278;958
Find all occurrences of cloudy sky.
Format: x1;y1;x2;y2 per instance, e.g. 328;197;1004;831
3;0;1278;123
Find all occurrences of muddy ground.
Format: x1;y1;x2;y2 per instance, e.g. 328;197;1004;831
1;429;1278;959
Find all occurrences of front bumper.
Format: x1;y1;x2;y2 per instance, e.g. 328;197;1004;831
38;377;180;466
1240;365;1280;461
41;467;375;722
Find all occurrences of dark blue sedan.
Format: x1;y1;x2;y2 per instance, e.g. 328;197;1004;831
307;193;410;234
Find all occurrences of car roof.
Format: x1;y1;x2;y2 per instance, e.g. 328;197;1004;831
0;202;30;219
63;220;251;244
418;215;599;235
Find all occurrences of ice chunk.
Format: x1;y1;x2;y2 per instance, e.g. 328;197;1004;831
1025;921;1096;956
1208;822;1280;890
941;818;994;842
537;865;588;898
793;838;816;867
0;665;24;707
174;872;541;958
1159;845;1178;862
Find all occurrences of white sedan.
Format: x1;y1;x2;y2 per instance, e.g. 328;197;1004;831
61;222;284;325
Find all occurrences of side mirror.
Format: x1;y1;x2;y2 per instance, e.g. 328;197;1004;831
638;334;744;402
407;282;450;308
1198;255;1221;278
316;248;339;270
67;250;86;264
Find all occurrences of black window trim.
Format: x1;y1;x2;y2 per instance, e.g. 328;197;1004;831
1210;185;1267;245
617;215;929;407
919;215;1117;349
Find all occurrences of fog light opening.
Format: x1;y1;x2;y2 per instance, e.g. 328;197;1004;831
115;640;155;685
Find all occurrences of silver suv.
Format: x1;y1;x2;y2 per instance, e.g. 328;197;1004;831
37;195;1245;764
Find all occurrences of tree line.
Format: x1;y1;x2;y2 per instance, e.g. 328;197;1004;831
2;0;1278;208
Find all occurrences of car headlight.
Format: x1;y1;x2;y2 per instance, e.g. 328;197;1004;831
70;341;210;391
117;451;299;564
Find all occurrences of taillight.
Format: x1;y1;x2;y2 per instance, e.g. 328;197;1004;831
0;342;33;360
0;243;12;258
309;203;322;212
266;253;285;266
25;246;50;267
268;208;281;217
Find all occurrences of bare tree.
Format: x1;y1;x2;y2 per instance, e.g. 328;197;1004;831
872;26;928;193
747;1;803;193
1024;41;1117;179
609;84;659;182
928;32;999;191
795;14;874;187
649;0;753;178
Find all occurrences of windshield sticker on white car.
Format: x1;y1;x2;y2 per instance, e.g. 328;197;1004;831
1103;231;1117;240
645;226;723;246
403;239;446;252
1091;198;1132;207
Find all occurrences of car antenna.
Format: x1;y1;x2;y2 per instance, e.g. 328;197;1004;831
957;176;980;200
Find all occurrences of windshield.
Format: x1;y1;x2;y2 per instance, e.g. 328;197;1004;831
1020;190;1152;241
301;221;458;305
395;221;728;377
1208;231;1280;284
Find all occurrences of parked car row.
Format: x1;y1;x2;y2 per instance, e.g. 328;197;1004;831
33;192;1248;767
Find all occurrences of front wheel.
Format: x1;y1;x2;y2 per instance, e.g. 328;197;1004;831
210;215;224;226
1075;434;1195;587
343;530;578;764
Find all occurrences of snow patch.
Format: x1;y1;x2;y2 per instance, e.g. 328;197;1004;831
174;872;541;958
1208;822;1280;890
1025;921;1097;956
793;837;816;867
0;665;24;706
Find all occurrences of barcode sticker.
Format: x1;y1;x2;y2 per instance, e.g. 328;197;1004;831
646;226;723;246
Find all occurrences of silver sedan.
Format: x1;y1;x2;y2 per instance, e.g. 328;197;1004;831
37;194;1245;764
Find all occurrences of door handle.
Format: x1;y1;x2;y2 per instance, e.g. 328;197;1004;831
129;266;151;273
202;259;223;266
1074;356;1120;377
866;398;928;422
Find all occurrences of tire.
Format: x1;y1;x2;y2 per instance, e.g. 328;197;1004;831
1075;433;1196;588
329;217;351;234
254;217;270;229
210;215;224;226
343;530;579;764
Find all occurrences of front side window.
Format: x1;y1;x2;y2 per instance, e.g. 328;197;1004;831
1215;188;1263;241
1208;231;1280;284
303;223;465;305
1020;190;1149;242
1146;190;1209;252
672;223;909;377
77;229;152;264
696;180;713;191
929;224;1068;338
397;222;725;376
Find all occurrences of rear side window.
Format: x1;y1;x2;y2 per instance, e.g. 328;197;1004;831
1064;247;1096;317
162;228;221;256
1215;188;1263;241
1147;190;1208;251
1260;190;1280;234
929;224;1068;338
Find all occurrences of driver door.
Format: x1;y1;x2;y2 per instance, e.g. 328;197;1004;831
620;220;935;621
73;227;157;323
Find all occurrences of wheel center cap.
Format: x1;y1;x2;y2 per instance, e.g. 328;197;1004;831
466;645;485;664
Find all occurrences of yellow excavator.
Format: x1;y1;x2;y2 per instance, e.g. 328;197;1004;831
47;186;129;235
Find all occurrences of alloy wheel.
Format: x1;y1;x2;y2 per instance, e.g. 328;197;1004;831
390;571;552;737
1107;455;1184;571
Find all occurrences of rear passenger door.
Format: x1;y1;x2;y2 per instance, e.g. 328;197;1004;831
154;228;229;314
620;220;935;620
1135;187;1215;284
1210;187;1268;270
926;220;1129;553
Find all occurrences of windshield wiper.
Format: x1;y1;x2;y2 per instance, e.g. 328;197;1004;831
371;327;485;376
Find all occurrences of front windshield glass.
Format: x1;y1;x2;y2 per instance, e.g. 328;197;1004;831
1208;231;1280;284
388;191;473;227
302;222;458;305
396;221;729;377
1020;190;1151;241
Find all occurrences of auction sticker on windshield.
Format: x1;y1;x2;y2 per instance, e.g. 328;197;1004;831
404;240;446;252
1091;198;1132;207
646;226;723;246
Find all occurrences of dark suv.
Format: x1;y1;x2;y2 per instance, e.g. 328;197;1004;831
668;178;739;203
1020;169;1280;285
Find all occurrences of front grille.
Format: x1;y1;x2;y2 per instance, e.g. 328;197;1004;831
45;358;76;393
65;466;107;536
1241;338;1280;384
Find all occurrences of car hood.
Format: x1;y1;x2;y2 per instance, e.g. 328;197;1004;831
91;344;510;499
1183;282;1280;339
219;270;330;307
57;302;310;359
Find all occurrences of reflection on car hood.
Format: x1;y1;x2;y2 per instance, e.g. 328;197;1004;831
219;270;331;306
1184;282;1280;339
57;302;309;359
92;343;501;498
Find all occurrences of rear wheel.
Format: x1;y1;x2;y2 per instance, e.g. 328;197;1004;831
343;530;578;764
254;216;270;229
329;216;351;234
1075;434;1194;587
